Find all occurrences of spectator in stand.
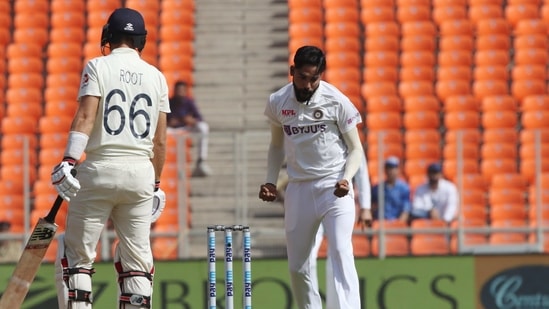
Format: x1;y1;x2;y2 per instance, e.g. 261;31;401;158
410;163;458;223
0;221;21;263
371;156;410;222
168;81;212;177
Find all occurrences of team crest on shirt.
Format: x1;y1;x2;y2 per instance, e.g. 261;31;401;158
313;110;323;119
81;73;89;88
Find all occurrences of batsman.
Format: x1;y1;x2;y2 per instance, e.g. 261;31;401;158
50;8;169;309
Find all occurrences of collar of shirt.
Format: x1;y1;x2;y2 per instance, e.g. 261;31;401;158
110;47;140;56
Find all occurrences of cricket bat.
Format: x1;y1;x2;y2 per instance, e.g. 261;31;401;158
0;193;66;309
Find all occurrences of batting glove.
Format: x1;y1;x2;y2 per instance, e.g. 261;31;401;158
259;183;277;202
152;181;166;223
51;158;80;202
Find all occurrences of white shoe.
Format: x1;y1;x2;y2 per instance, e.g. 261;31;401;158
192;162;212;177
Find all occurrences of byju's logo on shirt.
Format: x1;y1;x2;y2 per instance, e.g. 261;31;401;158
281;109;296;116
283;124;326;136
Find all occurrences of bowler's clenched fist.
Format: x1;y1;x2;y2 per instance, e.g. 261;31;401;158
259;183;277;202
333;179;349;197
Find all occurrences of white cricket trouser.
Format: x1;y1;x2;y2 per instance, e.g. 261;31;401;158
310;224;338;309
284;174;361;309
58;157;155;309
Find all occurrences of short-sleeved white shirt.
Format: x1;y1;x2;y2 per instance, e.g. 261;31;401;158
411;179;459;222
78;48;170;159
264;81;362;181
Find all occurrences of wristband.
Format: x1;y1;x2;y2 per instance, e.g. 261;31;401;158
64;131;89;161
62;157;77;166
155;180;160;192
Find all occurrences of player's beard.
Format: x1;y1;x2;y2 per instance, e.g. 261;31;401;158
293;83;316;103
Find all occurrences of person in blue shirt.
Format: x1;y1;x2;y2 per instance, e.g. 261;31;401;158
371;156;411;222
167;81;212;177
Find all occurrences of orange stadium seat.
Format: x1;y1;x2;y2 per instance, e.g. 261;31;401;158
326;37;361;53
47;57;82;74
400;51;436;67
8;57;43;74
360;7;395;24
1;148;37;166
366;95;401;113
398;81;434;97
481;143;517;160
1;164;37;186
364;51;399;67
476;18;511;36
521;159;549;183
8;73;44;90
50;28;85;44
437;66;472;82
365;36;399;52
7;43;42;59
443;159;480;180
482;111;518;129
475;35;511;51
367;129;403;145
481;95;517;112
366;112;401;130
443;143;480;160
411;234;450;255
405;129;440;144
512;65;546;81
51;12;85;28
514;35;548;50
461;174;487;190
1;116;37;134
7;102;42;120
404;159;431;177
40;133;68;150
160;24;194;42
159;54;193;72
461;189;486;205
469;5;503;24
38;116;72;134
13;0;49;14
435;80;471;101
433;6;468;26
505;4;540;28
325;52;361;68
474;66;508;81
444;95;478;112
461;204;487;221
403;96;440;112
483;128;518;143
522;95;549;112
363;67;398;83
2;134;37;151
325;67;361;84
325;8;360;23
401;21;437;36
490;173;528;189
39;148;64;166
522;111;549;129
46;73;81;90
325;22;360;38
361;82;397;98
473;80;508;100
87;11;112;28
159;41;194;57
444;111;480;130
401;35;436;52
45;87;79;102
520;129;549;145
51;0;85;13
520;143;549;160
439;19;474;36
481;159;518;182
490;219;528;244
512;80;546;102
47;43;83;58
288;0;322;9
439;35;474;52
400;66;435;82
365;22;400;37
367;143;404;160
405;142;441;160
403;111;440;129
160;9;195;27
474;50;510;67
450;219;488;254
14;13;49;29
446;129;481;144
397;5;431;23
361;0;394;8
371;220;409;256
514;48;548;66
13;28;49;46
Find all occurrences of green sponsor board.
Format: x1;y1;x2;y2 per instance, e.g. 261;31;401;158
0;256;474;308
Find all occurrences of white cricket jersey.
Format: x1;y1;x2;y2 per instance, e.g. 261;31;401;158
411;179;459;222
264;81;362;181
78;48;170;159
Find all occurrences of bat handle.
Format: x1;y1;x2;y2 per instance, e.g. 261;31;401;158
45;169;77;223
